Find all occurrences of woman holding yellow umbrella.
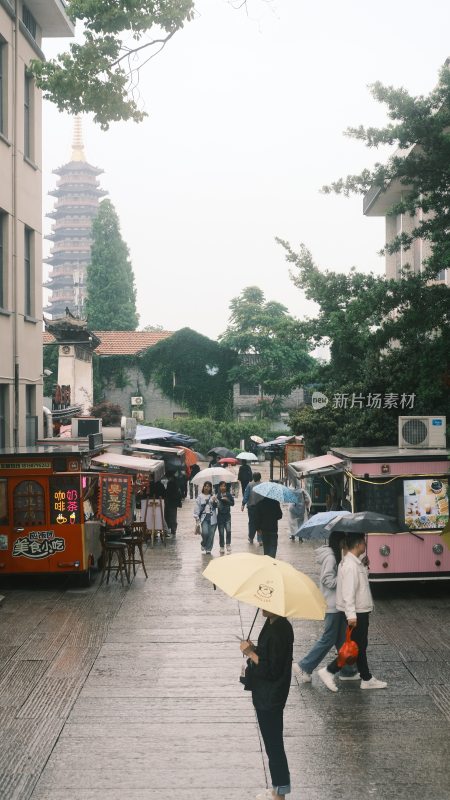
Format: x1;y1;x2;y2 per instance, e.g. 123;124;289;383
203;553;326;800
241;610;293;799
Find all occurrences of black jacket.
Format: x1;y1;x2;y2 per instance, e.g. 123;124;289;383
254;497;282;534
216;490;235;518
250;617;294;711
165;478;182;508
238;464;253;485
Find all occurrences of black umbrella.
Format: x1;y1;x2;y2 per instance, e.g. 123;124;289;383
325;511;402;535
207;447;236;459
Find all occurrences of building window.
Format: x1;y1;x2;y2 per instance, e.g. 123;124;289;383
13;480;45;526
0;479;7;525
22;5;37;40
0;384;6;449
26;385;37;446
24;226;33;316
0;39;7;136
0;212;5;308
239;384;260;396
24;70;34;159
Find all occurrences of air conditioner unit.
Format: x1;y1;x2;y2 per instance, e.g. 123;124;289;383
398;416;446;449
131;396;144;406
131;409;144;421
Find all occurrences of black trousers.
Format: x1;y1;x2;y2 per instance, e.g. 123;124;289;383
164;505;178;535
256;708;290;792
262;532;278;558
248;506;257;541
327;611;371;681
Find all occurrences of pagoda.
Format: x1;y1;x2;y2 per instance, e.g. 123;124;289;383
44;118;107;318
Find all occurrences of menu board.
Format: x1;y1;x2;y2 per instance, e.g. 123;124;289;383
98;474;132;526
49;477;82;526
404;478;449;530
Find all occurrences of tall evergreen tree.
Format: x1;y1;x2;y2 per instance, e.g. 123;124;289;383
86;200;138;331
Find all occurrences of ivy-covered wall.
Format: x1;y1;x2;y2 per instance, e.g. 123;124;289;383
94;361;187;419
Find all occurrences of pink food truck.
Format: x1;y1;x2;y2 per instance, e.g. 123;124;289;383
329;445;450;581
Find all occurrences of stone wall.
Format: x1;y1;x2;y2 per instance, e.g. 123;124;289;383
102;366;187;422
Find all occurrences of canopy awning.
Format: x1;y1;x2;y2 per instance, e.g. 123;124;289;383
135;424;197;447
91;453;165;481
288;454;345;477
128;443;184;456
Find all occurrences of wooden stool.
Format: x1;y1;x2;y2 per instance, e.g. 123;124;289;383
122;522;148;579
99;528;130;586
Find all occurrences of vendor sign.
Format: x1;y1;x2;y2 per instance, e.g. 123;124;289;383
98;474;132;526
49;477;82;526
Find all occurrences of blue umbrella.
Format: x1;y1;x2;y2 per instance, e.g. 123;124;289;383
298;510;352;540
253;482;299;504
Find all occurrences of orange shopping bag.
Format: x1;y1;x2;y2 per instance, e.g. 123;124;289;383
337;626;359;667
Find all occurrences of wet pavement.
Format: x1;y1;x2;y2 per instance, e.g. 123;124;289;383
0;472;450;800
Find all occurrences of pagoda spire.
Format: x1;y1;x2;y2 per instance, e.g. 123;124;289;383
71;115;86;162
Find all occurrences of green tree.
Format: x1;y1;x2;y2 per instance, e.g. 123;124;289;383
31;0;195;129
139;328;237;418
220;286;314;405
280;242;450;453
85;199;138;331
322;60;450;277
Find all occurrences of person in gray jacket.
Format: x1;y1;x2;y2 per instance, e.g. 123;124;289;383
318;531;388;692
293;531;357;683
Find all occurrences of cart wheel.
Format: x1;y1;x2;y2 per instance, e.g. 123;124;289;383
78;567;92;588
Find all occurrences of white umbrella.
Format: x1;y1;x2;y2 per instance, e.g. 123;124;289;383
191;466;237;486
236;451;258;461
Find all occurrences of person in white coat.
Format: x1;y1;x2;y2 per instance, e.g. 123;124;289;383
292;532;357;682
318;531;387;692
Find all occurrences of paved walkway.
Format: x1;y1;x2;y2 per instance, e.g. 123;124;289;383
1;478;450;800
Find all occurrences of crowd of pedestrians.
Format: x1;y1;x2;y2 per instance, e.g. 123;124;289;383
159;455;387;800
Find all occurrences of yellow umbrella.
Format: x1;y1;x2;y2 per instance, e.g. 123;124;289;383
203;552;326;620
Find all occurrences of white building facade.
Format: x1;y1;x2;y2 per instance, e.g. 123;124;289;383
0;0;73;446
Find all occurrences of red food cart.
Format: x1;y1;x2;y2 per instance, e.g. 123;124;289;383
0;446;102;585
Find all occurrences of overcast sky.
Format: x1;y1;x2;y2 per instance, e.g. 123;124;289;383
42;0;450;339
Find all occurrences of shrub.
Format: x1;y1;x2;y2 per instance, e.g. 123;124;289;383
90;400;123;426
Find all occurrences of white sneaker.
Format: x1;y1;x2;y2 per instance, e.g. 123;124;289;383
220;547;225;554
292;663;312;683
318;667;338;693
226;545;232;553
200;547;206;554
360;676;387;690
206;550;212;555
339;673;360;681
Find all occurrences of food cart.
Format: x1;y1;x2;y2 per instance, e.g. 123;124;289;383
0;446;102;586
89;451;166;541
329;447;450;581
287;454;345;514
258;436;305;482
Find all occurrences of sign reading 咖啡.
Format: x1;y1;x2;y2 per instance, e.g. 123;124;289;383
49;477;82;526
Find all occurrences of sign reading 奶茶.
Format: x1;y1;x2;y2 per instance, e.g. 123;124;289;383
98;474;132;526
49;477;82;525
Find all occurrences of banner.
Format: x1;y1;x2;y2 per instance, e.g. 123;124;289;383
98;474;132;526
